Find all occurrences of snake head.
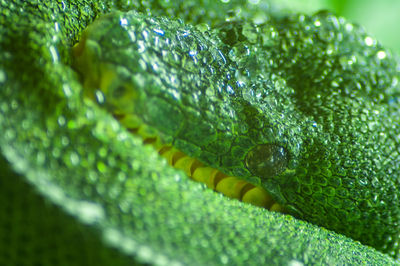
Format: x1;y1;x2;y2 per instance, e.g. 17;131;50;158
72;10;400;257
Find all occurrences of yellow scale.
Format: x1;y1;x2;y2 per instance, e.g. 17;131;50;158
119;113;285;213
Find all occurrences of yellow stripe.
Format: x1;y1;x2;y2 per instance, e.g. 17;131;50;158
117;113;286;213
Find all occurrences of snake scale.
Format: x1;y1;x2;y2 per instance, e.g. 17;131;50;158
1;0;400;265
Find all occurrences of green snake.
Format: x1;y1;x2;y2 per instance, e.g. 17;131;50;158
1;1;400;265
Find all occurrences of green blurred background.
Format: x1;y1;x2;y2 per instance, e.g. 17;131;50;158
274;0;400;54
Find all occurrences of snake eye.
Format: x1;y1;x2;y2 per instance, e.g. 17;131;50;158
244;144;288;178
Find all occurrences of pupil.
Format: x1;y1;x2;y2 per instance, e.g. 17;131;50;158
244;144;288;178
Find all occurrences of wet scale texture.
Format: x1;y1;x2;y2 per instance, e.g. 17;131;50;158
0;0;399;265
74;10;400;257
215;12;400;254
112;114;285;211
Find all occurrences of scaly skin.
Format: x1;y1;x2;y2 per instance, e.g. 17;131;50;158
73;10;400;256
0;0;399;265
